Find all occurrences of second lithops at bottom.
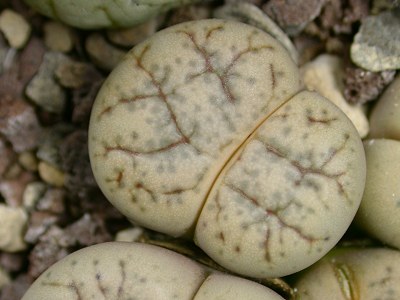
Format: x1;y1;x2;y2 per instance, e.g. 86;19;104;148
293;247;400;300
22;242;284;300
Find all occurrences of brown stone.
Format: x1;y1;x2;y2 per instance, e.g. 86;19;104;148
0;95;42;153
263;0;327;35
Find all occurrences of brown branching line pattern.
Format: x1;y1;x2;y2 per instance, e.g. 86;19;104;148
117;260;126;298
98;94;160;119
105;170;125;188
99;43;200;159
307;116;338;125
262;135;351;204
40;260;129;300
179;30;274;104
225;183;324;260
41;280;83;300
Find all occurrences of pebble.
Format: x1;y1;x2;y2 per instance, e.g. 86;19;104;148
71;79;103;125
85;33;126;71
0;275;31;300
63;213;112;246
24;211;58;244
166;3;212;26
38;161;65;187
0;138;16;178
115;227;144;242
19;38;46;85
55;60;102;89
36;124;73;167
28;226;69;278
0;266;10;291
0;9;31;49
301;54;369;137
0;252;25;273
43;21;74;52
214;2;299;64
36;188;65;214
107;18;158;47
0;171;35;207
262;0;327;36
351;8;400;71
0;95;42;153
25;52;70;114
372;0;400;14
0;204;28;252
18;151;38;172
22;182;47;211
60;130;97;197
0;36;9;75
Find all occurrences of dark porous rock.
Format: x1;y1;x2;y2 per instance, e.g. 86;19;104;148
344;65;396;104
60;130;97;198
263;0;327;36
36;123;74;168
0;95;42;153
71;79;103;125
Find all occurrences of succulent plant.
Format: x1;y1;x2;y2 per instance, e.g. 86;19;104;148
293;247;400;300
22;242;284;300
23;0;199;29
88;19;366;278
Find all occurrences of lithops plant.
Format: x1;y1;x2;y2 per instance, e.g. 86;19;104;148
355;142;400;250
293;247;400;300
88;19;366;278
369;75;400;140
23;0;199;29
22;242;284;300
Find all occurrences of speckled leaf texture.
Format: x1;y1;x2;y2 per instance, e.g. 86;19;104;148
89;19;366;277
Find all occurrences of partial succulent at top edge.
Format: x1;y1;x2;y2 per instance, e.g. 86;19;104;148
23;0;200;29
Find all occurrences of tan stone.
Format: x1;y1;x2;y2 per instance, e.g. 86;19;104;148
43;21;73;52
38;161;65;187
0;204;28;252
0;9;31;49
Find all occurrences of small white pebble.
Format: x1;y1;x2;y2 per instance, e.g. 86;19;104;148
0;9;31;48
0;204;28;252
115;227;144;242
